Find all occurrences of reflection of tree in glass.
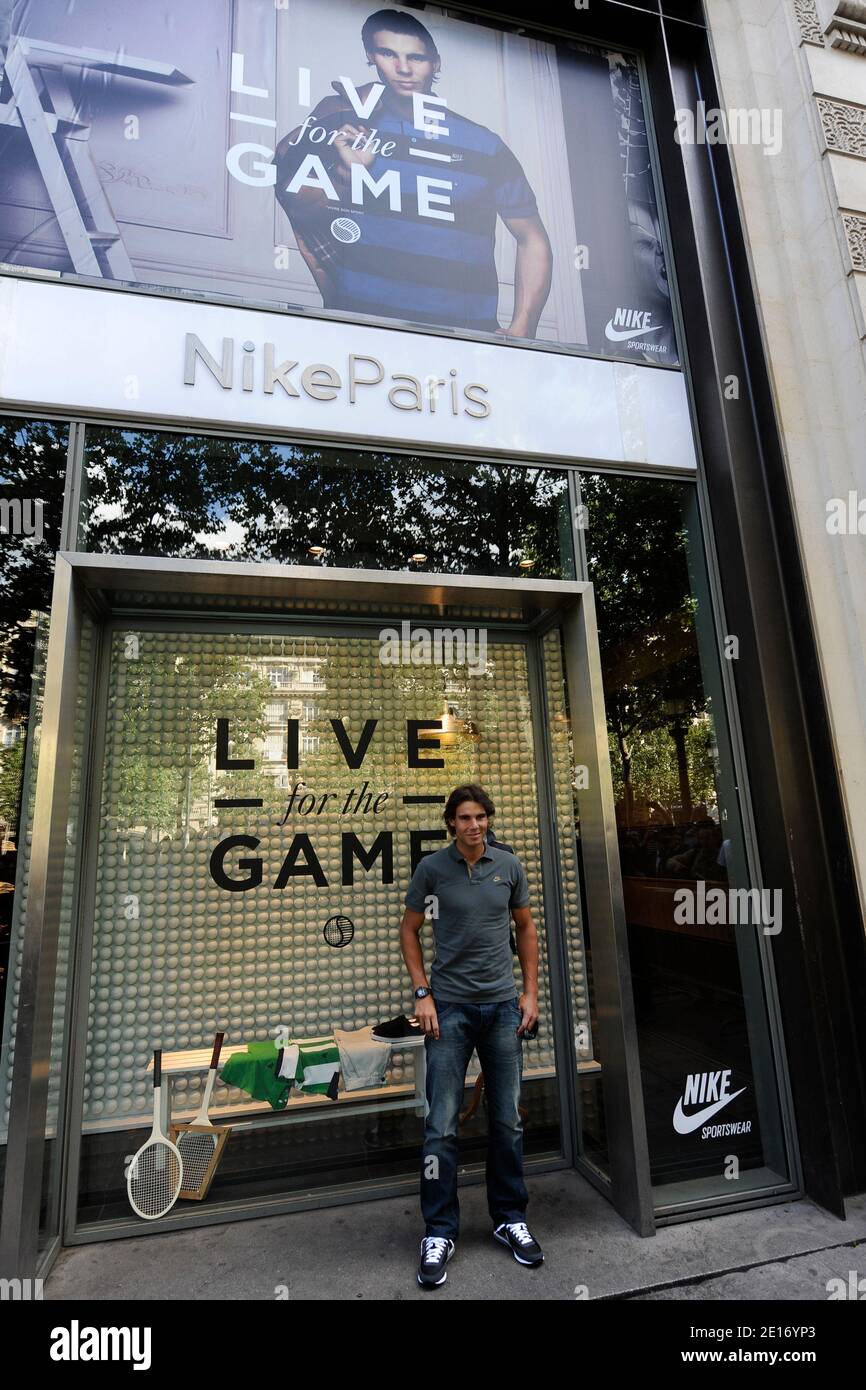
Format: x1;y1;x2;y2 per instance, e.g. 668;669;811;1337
582;474;711;826
607;720;716;826
0;739;25;848
286;653;497;796
0;420;67;722
609;56;652;194
113;641;273;840
81;431;571;577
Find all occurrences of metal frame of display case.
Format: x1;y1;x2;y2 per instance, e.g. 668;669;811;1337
0;553;653;1273
0;554;654;1274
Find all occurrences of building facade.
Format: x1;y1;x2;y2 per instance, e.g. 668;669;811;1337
0;0;864;1280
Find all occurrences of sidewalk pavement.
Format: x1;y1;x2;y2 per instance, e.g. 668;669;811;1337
45;1171;866;1301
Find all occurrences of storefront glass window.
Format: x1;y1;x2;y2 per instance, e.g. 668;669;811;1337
0;417;69;1252
75;623;564;1224
78;428;575;579
582;472;791;1208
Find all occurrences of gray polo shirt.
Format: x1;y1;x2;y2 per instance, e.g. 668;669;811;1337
404;839;530;1003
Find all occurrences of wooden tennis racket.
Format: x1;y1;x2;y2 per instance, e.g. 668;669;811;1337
170;1031;231;1201
127;1049;184;1220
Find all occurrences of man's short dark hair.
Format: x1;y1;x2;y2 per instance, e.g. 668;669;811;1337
362;8;439;58
443;783;496;835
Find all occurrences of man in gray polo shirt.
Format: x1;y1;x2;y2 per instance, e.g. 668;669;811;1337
400;782;543;1288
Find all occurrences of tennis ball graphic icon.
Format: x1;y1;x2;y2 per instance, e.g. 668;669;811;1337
331;216;361;243
323;914;355;947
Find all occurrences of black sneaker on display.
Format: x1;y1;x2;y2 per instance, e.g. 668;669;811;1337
372;1014;422;1041
493;1221;544;1266
417;1235;455;1287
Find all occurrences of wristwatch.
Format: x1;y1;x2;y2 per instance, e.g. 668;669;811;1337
414;986;431;999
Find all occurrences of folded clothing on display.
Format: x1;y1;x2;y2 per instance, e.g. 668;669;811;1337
334;1027;391;1090
220;1040;291;1111
221;1036;342;1107
277;1043;299;1083
371;1014;422;1042
280;1038;341;1099
216;1021;410;1109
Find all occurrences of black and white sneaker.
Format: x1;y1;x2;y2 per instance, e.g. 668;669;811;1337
493;1221;544;1266
417;1235;455;1287
373;1014;422;1042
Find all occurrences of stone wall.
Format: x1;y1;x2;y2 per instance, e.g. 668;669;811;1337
703;0;866;915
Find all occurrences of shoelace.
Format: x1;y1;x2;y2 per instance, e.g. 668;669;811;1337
422;1236;449;1264
505;1222;534;1245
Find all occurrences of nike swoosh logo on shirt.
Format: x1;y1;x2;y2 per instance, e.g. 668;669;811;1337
604;321;664;342
672;1086;747;1134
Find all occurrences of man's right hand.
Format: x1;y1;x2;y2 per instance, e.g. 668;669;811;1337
333;123;376;175
414;994;440;1040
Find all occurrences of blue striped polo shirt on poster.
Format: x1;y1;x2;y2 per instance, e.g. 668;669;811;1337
274;89;539;332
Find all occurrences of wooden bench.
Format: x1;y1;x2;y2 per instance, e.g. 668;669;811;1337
143;1043;602;1137
147;1037;428;1133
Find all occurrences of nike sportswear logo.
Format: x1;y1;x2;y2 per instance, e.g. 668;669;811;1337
672;1086;747;1134
604;320;664;342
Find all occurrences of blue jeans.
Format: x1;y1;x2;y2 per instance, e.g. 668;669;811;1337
421;998;528;1239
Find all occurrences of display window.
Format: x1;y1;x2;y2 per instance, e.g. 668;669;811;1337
0;415;799;1250
0;423;777;1231
75;621;576;1222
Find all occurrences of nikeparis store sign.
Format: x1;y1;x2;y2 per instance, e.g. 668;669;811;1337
0;0;679;366
0;279;698;470
183;335;491;418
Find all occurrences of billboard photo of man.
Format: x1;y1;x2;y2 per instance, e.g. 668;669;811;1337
0;0;677;362
273;8;553;337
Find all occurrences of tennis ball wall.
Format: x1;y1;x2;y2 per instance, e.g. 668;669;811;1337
74;628;591;1125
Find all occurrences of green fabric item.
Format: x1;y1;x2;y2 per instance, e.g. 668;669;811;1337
220;1039;291;1111
295;1040;341;1096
